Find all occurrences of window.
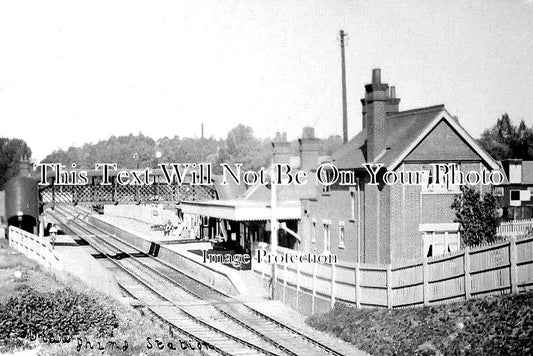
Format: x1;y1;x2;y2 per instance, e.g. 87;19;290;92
338;222;345;249
322;169;334;194
510;190;521;206
422;163;461;192
510;189;531;206
311;219;316;244
493;186;504;196
349;187;356;221
447;163;461;192
323;221;331;253
423;231;460;258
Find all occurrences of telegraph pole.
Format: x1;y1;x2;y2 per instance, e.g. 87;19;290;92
340;29;348;144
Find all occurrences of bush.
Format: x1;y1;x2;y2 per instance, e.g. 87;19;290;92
307;292;533;355
452;185;500;246
0;286;119;349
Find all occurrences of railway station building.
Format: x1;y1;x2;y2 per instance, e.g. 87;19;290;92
181;69;502;266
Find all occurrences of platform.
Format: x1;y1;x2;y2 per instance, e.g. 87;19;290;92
79;213;366;355
89;214;269;299
42;232;125;302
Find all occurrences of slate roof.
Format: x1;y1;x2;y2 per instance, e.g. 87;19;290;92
333;104;446;169
240;174;318;202
223;155;332;202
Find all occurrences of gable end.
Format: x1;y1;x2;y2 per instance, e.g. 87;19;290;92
404;119;482;162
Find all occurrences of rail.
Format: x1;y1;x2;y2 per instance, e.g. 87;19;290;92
51;206;353;356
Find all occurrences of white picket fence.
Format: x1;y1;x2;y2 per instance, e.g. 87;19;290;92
8;226;62;271
497;219;533;237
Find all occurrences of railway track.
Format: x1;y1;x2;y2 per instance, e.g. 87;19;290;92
49;205;351;356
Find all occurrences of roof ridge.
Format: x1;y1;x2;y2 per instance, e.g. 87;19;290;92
390;104;445;118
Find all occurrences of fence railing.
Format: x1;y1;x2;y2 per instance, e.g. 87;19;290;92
8;226;62;271
252;236;533;315
497;218;533;237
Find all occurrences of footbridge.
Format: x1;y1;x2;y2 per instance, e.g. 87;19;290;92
38;168;218;206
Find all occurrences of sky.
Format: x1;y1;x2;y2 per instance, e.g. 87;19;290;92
1;0;532;161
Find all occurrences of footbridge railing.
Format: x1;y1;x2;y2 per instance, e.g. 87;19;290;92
39;183;217;205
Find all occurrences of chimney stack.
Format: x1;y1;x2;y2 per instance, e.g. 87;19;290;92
372;68;381;83
272;132;291;165
386;86;400;114
18;155;31;177
365;68;389;162
361;72;400;129
299;127;319;172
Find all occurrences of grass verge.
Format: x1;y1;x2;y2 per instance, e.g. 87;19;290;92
306;292;533;355
0;238;205;355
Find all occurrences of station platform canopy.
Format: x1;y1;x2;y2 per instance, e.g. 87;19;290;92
180;200;301;221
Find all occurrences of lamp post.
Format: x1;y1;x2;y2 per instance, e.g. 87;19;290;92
49;225;57;249
155;138;163;167
17;211;23;230
133;152;140;170
270;162;278;300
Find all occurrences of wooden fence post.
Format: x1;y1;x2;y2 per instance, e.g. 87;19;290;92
355;263;361;308
331;261;336;309
423;257;429;306
387;264;393;309
464;246;471;300
510;236;518;294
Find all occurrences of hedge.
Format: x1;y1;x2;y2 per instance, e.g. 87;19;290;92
307;291;533;355
0;286;119;349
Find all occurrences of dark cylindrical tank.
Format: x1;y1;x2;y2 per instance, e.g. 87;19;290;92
4;176;39;234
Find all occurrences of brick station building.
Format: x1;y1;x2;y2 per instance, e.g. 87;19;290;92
299;69;500;265
182;69;501;266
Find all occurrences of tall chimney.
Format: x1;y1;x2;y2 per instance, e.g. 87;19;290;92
362;75;400;128
272;132;291;165
372;68;381;83
299;127;319;172
18;155;31;177
365;69;389;162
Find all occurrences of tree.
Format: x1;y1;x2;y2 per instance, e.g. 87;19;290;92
451;186;500;247
0;138;32;190
224;124;270;171
478;114;533;160
40;125;346;174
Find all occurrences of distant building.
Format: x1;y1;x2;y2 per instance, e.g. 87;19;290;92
494;159;533;220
